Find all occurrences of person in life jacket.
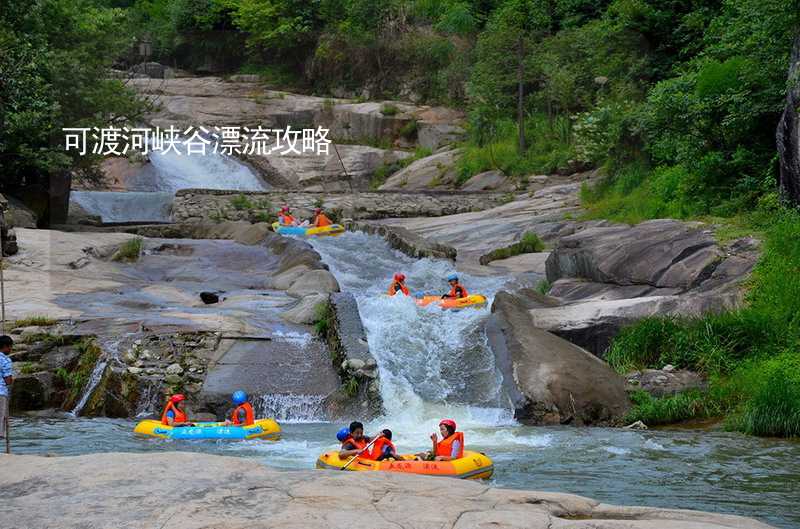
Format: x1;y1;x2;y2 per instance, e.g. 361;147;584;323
416;419;464;461
338;421;375;459
387;273;410;296
312;208;333;227
224;390;255;426
370;429;400;461
278;206;297;226
441;273;468;299
160;394;193;427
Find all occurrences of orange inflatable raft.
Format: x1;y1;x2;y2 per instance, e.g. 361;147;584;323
414;294;488;310
315;450;493;479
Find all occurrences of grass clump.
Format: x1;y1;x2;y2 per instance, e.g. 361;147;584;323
231;194;254;211
112;237;143;262
399;119;418;139
56;338;102;404
314;301;334;339
535;279;551;296
13;315;58;328
624;390;719;426
480;232;545;265
380;103;399;116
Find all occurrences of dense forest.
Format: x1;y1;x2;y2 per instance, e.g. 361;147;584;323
2;0;799;436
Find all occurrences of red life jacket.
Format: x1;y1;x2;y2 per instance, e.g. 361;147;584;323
435;431;464;459
161;402;187;425
231;402;255;426
448;284;468;299
368;437;397;460
388;281;410;296
279;214;296;225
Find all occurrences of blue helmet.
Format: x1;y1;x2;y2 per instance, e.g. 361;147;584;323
232;390;248;405
447;273;459;282
336;427;350;442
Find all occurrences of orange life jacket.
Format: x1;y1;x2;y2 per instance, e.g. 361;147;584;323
314;213;333;227
387;281;410;296
342;435;369;454
448;284;468;299
280;214;296;225
435;431;464;459
161;402;187;425
369;437;397;460
231;402;255;426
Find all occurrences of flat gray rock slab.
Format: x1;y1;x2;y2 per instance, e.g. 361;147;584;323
0;452;775;529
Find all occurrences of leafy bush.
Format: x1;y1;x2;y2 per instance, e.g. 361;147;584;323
380;103;399;116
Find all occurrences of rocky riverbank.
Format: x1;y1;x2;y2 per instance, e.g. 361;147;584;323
3;222;378;420
0;452;774;529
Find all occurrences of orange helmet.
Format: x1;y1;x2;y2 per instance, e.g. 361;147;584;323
394;273;406;282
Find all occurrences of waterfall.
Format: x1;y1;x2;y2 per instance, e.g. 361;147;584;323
255;394;326;423
71;191;173;224
71;141;269;223
134;380;164;418
70;361;108;416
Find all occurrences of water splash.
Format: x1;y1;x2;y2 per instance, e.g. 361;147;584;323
310;231;513;437
135;381;163;418
255;394;327;423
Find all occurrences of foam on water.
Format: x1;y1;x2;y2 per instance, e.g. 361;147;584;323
310;232;513;442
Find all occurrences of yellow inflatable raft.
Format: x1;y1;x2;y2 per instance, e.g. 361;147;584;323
415;294;488;310
134;418;281;440
316;450;493;480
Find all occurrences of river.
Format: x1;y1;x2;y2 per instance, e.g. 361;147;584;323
12;232;800;529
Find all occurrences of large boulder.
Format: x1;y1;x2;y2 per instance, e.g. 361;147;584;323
778;34;800;205
10;372;55;411
488;291;630;425
380;149;461;189
261;144;411;191
545;220;723;290
540;221;759;355
0;452;775;529
286;269;340;298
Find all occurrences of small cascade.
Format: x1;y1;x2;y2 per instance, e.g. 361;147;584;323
134;380;163;418
255;393;327;423
71;140;268;224
70;360;108;416
71;191;173;224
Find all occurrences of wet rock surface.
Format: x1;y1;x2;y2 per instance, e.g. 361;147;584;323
0;452;774;529
488;291;630;425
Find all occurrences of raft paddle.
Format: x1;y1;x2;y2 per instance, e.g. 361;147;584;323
341;436;380;471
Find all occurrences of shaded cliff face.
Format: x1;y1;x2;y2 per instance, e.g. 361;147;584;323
778;34;800;205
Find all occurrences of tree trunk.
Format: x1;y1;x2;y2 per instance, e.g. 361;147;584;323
517;37;526;154
777;34;800;205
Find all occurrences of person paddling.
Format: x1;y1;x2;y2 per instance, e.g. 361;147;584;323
442;274;468;299
312;208;333;227
160;394;193;427
338;421;383;459
387;273;410;296
224;390;255;426
417;419;464;461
